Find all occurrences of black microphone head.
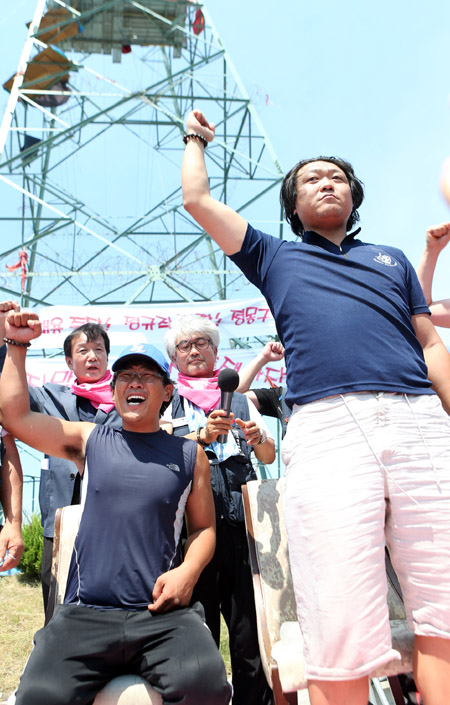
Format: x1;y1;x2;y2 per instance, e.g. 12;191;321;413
217;368;240;392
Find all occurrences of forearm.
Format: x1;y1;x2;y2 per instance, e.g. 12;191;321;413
416;247;439;304
182;138;211;210
183;526;216;582
149;523;215;612
0;436;23;525
0;345;31;434
428;300;450;328
236;352;268;393
253;438;276;464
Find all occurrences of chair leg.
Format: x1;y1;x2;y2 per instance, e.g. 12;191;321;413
270;665;299;705
285;694;299;705
388;675;406;705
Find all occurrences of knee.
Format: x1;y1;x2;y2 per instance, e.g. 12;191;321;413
16;681;61;705
181;677;231;705
167;654;231;705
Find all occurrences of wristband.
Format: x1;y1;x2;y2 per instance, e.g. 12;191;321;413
257;429;268;445
183;133;208;148
3;337;31;348
196;427;209;447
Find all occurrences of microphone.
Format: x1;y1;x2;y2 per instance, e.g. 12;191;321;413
217;368;240;444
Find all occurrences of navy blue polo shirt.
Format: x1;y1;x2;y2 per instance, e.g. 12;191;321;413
230;224;432;409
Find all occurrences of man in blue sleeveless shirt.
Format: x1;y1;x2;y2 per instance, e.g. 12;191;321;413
0;309;231;705
180;109;450;705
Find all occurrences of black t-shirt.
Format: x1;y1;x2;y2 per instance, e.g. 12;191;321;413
253;386;284;422
253;386;291;439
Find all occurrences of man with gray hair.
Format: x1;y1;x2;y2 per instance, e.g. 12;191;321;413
164;313;275;705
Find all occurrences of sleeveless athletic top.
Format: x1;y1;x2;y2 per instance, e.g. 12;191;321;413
64;425;197;609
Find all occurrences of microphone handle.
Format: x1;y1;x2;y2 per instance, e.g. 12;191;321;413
217;390;234;444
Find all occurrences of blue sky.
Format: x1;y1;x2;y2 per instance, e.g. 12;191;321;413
1;0;450;509
3;0;449;332
206;1;450;285
207;0;450;336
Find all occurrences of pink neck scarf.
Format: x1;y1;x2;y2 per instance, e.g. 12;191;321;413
71;370;115;413
177;370;221;413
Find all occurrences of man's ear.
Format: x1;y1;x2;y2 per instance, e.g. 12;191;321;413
164;384;174;401
65;356;73;371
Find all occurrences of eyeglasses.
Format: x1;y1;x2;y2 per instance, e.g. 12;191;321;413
175;337;213;354
115;370;162;384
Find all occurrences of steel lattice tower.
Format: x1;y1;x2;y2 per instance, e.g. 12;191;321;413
0;0;285;309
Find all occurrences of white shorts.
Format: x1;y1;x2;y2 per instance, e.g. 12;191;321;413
282;392;450;681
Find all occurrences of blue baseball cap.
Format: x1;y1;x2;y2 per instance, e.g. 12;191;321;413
112;343;170;376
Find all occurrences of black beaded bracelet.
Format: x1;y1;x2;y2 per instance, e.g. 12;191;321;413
183;133;207;148
196;427;209;447
3;337;31;348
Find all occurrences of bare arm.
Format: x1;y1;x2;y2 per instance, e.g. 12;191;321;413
412;313;450;414
182;109;248;255
441;157;450;208
235;411;276;464
0;434;24;571
416;223;450;304
251;430;276;464
235;396;276;464
423;299;450;328
236;341;285;393
244;390;260;411
148;447;215;613
0;311;93;470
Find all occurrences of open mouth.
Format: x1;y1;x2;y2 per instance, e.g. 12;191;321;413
126;394;146;406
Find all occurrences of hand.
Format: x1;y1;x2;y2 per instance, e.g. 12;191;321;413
235;418;262;446
0;523;24;573
5;311;42;345
148;565;195;614
261;341;285;363
186;109;216;144
425;223;450;253
0;300;20;342
202;409;233;444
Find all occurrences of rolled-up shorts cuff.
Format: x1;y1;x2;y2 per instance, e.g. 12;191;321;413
306;647;401;681
412;623;450;639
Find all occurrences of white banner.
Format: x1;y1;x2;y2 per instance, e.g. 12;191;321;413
31;298;277;352
25;348;287;389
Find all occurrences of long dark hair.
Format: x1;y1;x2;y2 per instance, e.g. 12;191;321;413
280;156;365;238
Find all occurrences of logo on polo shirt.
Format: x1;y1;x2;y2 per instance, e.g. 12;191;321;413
373;252;397;267
167;463;180;473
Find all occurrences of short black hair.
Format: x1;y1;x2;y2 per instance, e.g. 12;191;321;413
63;323;110;358
111;361;174;417
280;156;365;238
